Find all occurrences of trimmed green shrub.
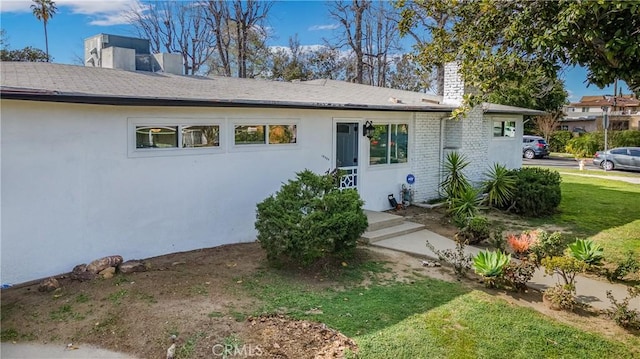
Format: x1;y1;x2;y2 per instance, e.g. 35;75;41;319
549;130;572;153
506;167;561;217
255;170;368;266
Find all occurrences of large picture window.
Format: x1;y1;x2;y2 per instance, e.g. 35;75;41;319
369;123;409;165
493;121;516;137
234;124;297;145
135;125;219;149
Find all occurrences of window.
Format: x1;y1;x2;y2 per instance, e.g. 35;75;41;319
369;123;409;165
136;126;178;148
493;121;516;137
560;125;569;131
582;107;588;112
182;126;219;148
134;124;219;150
234;124;297;145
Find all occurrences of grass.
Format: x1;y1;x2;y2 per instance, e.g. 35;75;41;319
107;289;128;305
526;174;640;262
353;291;638;359
49;304;85;321
239;263;639;358
529;165;640;178
175;332;205;359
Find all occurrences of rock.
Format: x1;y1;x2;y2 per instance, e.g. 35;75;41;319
38;277;60;292
70;264;97;281
118;260;147;274
99;267;116;279
86;255;123;274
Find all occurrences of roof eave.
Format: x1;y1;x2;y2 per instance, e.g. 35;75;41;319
0;91;455;113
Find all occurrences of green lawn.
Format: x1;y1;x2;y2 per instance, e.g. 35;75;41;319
528;174;640;262
526;165;640;178
239;263;639;358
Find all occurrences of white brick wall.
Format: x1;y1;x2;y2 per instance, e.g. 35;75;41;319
411;113;447;202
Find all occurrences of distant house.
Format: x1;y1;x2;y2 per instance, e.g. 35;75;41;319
0;35;541;284
562;95;640;132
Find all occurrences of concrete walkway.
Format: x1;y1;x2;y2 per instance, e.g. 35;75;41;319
0;343;136;358
372;229;640;311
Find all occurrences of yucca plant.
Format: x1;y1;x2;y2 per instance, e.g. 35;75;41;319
568;239;604;266
473;250;511;287
440;151;471;202
482;163;516;208
449;186;483;226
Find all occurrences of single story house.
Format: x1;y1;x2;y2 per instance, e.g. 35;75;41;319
1;60;541;285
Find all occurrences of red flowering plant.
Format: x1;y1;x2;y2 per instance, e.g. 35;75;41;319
507;230;539;259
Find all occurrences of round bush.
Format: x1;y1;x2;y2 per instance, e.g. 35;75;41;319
506;168;561;217
255;170;368;266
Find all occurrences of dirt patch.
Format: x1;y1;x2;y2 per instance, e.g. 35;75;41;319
1;238;636;358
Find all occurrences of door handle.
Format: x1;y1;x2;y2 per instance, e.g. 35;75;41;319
354;158;358;164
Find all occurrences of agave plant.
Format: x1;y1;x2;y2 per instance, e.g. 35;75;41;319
482;163;516;208
473;250;511;279
568;239;604;266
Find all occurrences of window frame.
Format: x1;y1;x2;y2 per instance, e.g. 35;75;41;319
230;119;299;150
493;120;516;138
367;121;410;167
128;117;224;158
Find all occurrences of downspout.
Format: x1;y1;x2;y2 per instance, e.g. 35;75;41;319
438;116;447;191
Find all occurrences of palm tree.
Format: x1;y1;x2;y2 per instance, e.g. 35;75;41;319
31;0;57;62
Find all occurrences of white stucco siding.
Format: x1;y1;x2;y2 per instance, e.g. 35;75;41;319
486;114;524;170
1;101;337;284
1;101;431;284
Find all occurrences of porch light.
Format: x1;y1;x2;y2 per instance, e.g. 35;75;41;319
363;121;375;140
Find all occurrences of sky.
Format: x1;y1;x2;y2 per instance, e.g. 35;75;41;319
0;0;631;102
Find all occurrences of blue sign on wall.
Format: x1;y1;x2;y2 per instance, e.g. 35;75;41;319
406;174;415;184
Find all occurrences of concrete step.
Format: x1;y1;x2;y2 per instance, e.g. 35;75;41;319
365;210;405;232
361;221;426;243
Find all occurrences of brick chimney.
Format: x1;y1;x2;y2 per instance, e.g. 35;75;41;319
442;62;464;106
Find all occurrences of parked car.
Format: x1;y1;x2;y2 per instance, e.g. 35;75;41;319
522;135;550;159
593;147;640;171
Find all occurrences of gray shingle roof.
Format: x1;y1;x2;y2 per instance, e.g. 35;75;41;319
0;62;543;115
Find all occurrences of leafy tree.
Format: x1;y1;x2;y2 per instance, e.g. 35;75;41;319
267;35;310;81
399;0;640;101
305;46;348;80
0;46;49;62
30;0;56;62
